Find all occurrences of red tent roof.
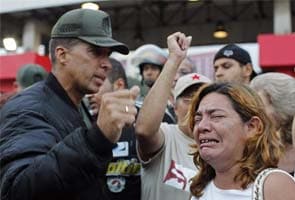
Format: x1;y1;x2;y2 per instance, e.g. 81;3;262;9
258;33;295;77
0;52;51;92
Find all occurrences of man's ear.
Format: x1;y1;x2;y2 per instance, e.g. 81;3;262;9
246;116;263;137
113;78;126;91
55;46;67;65
243;63;253;78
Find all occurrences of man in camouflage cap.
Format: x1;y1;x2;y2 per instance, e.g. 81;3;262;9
0;8;140;200
15;63;48;92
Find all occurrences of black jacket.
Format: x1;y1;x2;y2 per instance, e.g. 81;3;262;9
0;73;115;200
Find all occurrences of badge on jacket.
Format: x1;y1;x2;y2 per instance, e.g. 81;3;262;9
112;141;129;157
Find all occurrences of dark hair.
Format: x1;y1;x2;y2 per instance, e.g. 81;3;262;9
48;38;82;65
139;63;163;76
108;58;128;89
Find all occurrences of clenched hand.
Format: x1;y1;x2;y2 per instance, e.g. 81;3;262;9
97;86;140;143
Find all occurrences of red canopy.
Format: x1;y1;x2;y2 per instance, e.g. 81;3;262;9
0;52;51;93
258;33;295;77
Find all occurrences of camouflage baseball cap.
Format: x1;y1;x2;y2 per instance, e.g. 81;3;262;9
16;64;48;89
51;9;129;55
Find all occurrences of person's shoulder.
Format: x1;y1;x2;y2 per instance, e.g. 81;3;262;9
264;169;295;200
264;169;295;186
2;82;47;113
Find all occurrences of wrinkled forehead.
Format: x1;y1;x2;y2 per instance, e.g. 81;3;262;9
195;92;234;113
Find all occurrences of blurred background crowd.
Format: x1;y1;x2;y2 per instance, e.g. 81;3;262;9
0;0;294;97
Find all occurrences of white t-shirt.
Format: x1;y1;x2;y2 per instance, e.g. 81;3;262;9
191;181;252;200
138;123;198;200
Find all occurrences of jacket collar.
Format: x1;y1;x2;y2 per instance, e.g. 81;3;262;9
45;73;78;111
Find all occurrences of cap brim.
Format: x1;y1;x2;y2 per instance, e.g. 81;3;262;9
79;36;129;55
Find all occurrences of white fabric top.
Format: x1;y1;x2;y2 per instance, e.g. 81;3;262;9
191;181;252;200
138;123;197;200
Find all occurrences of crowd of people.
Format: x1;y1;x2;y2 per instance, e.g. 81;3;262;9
0;8;294;200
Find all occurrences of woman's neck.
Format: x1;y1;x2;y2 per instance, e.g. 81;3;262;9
214;163;244;190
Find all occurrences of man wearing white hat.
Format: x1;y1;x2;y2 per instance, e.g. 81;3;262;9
135;32;212;200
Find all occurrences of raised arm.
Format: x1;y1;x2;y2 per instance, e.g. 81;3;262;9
135;32;192;160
